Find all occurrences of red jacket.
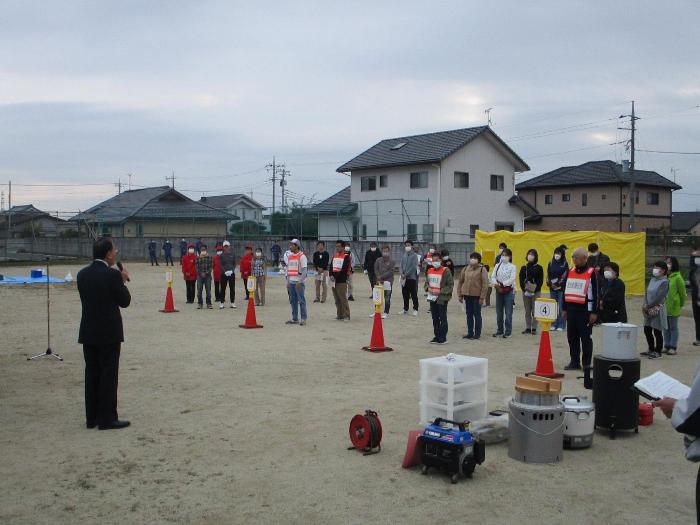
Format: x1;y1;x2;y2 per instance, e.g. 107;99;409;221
182;254;197;281
213;255;221;282
240;254;253;279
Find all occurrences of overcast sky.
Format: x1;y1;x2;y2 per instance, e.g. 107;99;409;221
1;0;698;214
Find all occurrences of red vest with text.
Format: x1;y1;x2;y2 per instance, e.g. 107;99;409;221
427;266;446;296
564;267;594;304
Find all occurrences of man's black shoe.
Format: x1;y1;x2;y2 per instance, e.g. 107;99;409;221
98;420;131;430
348;296;355;301
564;363;581;371
86;422;97;429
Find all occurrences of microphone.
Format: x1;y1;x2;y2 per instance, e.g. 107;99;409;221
117;261;130;282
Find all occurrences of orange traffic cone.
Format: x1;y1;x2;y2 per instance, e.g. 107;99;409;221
159;283;179;313
362;312;393;352
239;295;263;329
529;326;563;378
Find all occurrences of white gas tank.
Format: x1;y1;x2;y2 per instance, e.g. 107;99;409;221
600;323;638;361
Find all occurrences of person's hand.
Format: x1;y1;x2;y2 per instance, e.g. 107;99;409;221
458;296;463;303
562;310;567;321
653;397;676;418
589;313;598;325
479;298;484;305
120;268;130;283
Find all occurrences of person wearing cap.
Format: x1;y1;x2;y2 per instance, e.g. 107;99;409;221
240;245;254;300
162;239;174;266
213;245;223;305
219;240;237;308
181;244;197;304
195;244;213;309
148;239;159;266
329;240;352;320
179;238;188;265
363;242;382;298
284;239;308;325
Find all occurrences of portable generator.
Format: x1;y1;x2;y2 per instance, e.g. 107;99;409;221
418;418;485;483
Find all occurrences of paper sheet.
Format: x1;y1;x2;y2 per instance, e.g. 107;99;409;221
635;371;691;400
383;280;391;291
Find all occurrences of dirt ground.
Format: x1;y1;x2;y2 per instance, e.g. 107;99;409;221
1;261;698;525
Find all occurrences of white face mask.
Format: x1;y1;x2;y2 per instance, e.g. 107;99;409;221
442;256;449;261
652;268;663;277
667;263;672;271
200;250;208;256
469;258;478;266
188;248;195;254
429;248;436;254
345;247;350;252
590;251;599;257
432;261;441;268
501;256;510;263
554;254;561;261
382;251;390;257
256;251;262;257
604;270;615;280
370;247;377;251
404;246;412;252
527;254;535;262
216;251;223;255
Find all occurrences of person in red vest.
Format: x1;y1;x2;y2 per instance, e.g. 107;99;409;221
181;244;197;304
562;247;599;370
239;245;253;300
284;239;308;325
425;255;454;344
213;245;223;305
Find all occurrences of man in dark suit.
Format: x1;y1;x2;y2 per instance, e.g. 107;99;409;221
77;237;132;430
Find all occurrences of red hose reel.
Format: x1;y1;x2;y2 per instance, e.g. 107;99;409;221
348;410;383;456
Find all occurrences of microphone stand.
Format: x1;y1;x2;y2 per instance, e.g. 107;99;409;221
28;256;63;361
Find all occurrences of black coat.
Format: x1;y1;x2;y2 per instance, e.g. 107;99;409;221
519;263;544;293
599;278;628;323
77;261;131;345
363;249;382;275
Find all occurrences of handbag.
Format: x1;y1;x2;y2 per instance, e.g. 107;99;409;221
494;263;513;295
643;304;662;318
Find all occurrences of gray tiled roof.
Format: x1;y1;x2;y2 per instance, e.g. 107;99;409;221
199;194;265;210
337;126;529;173
71;186;237;223
309;186;356;215
515;160;682;190
671;211;700;232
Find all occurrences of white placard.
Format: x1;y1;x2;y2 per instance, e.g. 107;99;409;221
372;286;384;305
534;298;558;321
247;276;256;291
165;271;173;283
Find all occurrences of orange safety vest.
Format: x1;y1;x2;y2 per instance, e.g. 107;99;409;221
331;254;346;273
564;267;594;304
427;266;446;296
287;251;303;277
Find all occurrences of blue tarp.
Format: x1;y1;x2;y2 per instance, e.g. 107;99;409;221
0;276;67;285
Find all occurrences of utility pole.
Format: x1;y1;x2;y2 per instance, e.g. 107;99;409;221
116;177;122;194
6;180;11;259
266;156;286;215
128;173;133;191
619;101;639;231
166;171;176;189
279;168;290;213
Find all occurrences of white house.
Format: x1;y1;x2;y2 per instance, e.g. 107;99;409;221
335;126;530;242
199;194;266;231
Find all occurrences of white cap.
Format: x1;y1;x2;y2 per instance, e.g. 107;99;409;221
222;240;231;247
290;238;300;246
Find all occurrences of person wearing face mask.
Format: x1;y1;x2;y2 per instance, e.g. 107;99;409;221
329;240;351;321
425;255;454;344
400;240;420;316
490;248;516;338
457;252;489;339
373;246;395;319
219;240;237;309
162;239;174;266
148;239;159;266
562;248;599;370
181;244;197;304
284;239;308;325
345;243;356;301
599;262;627;323
547;247;569;331
363;242;382;298
495;242;507;264
253;247;267;306
663;256;687;356
586;242;610;277
642;261;669;359
213;245;223;305
440;249;455;276
312;241;329;303
195;244;213;309
422;245;438;277
179;238;188;265
690;245;700;347
519;249;544;335
240;245;254;300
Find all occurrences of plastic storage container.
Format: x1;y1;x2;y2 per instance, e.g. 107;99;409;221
600;323;638;360
419;354;488;426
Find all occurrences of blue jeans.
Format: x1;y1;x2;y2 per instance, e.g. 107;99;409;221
495;292;514;336
288;282;307;321
197;275;211;305
384;289;392;314
663;316;680;349
430;301;448;342
550;289;566;329
464;296;482;338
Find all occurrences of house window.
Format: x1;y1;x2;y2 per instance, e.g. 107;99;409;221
361;176;377;192
422;224;434;243
136;223;144;237
495;222;514;232
490;175;504;191
406;223;418;240
647;192;659;205
379;175;388;188
544;194;553;205
582;193;588;207
562;194;571;202
362;224;367;239
454;171;469;188
410;172;428;189
378;230;388;238
470;224;479;238
602;194;607;200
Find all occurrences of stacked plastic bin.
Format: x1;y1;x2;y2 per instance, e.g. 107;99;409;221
420;354;488;427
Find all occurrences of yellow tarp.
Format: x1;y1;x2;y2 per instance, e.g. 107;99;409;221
475;230;646;296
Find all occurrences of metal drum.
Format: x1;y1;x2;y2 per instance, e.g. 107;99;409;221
592;355;640;438
562;396;595;449
508;393;565;463
600;323;638;361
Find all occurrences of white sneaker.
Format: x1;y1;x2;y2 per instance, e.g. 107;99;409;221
412;310;418;317
402;310;408;315
219;303;224;309
231;303;237;309
381;313;388;319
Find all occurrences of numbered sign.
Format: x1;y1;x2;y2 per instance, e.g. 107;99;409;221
165;271;173;283
247;276;256;292
372;285;384;306
534;297;558;322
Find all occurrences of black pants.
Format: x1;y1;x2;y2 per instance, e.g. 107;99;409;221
644;326;663;353
214;280;222;302
402;278;419;312
368;273;377;293
430;302;448;342
149;254;158;266
693;292;700;342
185;280;196;303
567;309;593;368
164;255;174;266
696;465;700;524
242;277;251;300
220;274;235;303
83;344;120;426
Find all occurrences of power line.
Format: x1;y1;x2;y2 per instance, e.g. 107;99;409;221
637;149;700;155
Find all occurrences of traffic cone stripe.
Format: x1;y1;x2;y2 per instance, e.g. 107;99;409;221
159;285;179;313
239;296;263;329
362;311;393;353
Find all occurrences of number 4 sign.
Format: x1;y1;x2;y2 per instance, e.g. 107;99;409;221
534;297;558;322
